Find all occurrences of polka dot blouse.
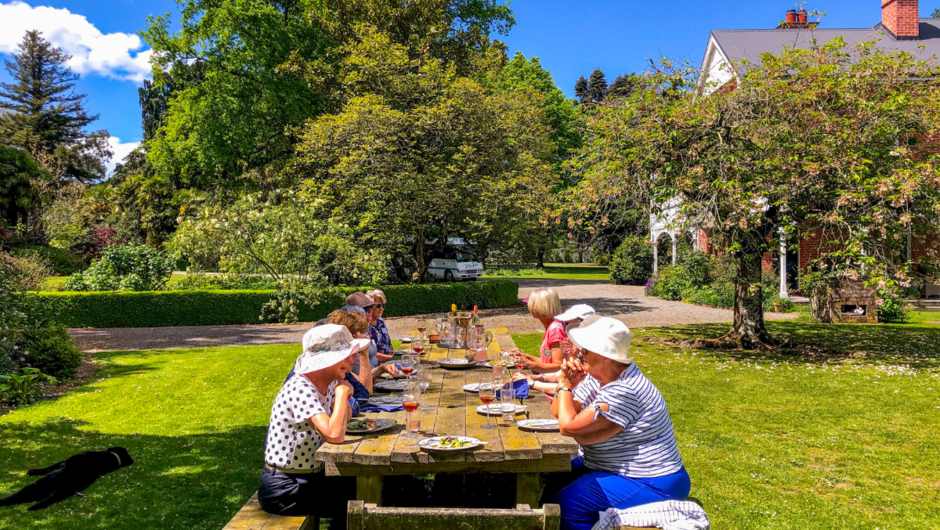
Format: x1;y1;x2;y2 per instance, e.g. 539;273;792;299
264;374;337;472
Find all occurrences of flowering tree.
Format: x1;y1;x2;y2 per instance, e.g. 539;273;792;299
569;38;940;348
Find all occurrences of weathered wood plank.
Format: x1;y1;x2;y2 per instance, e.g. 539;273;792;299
348;502;562;530
390;368;445;464
351;406;407;466
497;411;542;461
494;327;517;352
222;493;272;530
515;472;541;509
464;375;505;462
524;392;580;456
333;454;573;476
357;475;383;505
260;514;313;530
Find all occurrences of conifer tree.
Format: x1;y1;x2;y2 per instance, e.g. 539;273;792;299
574;76;589;104
608;73;642;99
587;68;608;104
0;31;110;182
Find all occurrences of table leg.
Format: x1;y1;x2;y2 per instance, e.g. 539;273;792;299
357;475;383;506
515;472;541;508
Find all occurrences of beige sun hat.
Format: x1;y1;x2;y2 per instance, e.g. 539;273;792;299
295;324;371;374
568;317;633;364
554;304;596;323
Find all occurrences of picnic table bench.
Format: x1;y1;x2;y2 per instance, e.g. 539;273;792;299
315;328;580;508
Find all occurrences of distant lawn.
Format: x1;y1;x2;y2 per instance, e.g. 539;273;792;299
1;322;938;529
483;263;610;281
41;272;189;291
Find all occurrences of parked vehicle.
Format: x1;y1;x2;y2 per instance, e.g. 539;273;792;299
428;248;483;282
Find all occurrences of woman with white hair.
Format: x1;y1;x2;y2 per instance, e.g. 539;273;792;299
514;287;568;374
548;317;691;530
258;324;369;526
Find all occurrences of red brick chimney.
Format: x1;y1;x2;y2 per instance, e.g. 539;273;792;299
882;0;920;38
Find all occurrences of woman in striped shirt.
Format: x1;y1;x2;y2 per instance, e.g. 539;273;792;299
549;317;691;530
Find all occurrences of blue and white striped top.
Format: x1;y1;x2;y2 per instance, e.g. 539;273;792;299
573;363;683;478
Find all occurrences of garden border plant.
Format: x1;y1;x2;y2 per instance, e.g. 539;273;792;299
32;280;519;328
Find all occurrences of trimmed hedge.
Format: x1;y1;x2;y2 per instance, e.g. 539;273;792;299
32;280;520;328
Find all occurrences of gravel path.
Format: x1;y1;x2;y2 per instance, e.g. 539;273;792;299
69;279;795;352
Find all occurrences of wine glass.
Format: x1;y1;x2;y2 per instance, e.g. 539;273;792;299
400;353;414;380
402;380;421;437
478;378;496;430
417;365;432;409
513;350;526;373
412;338;425;356
417;318;428;341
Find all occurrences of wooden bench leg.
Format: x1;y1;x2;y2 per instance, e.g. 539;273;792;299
516;472;540;508
357;476;382;506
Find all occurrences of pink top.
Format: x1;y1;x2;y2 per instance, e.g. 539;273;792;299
540;320;567;365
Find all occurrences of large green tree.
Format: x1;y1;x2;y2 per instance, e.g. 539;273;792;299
0;31;110;183
291;25;555;281
569;40;940;348
0;145;47;228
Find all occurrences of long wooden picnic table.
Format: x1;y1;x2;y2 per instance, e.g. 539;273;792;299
315;328;579;508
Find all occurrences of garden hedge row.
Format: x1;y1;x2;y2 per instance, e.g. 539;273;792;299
32;280;520;328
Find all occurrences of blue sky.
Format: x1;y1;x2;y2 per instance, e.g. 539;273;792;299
1;0;937;173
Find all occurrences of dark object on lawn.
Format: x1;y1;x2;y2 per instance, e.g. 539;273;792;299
0;447;133;510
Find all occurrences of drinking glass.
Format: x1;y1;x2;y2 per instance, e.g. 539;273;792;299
403;380;422;437
512;350;526;372
400;353;414;380
478;379;496;430
412;338;425;356
439;317;452;347
501;350;515;376
417;365;432;409
417;318;428;341
500;380;516;423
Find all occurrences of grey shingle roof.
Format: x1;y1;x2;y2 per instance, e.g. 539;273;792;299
710;19;940;67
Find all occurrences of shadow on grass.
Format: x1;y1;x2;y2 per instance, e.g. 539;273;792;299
637;321;940;371
0;418;267;530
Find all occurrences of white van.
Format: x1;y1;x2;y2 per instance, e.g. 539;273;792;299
428;249;483;282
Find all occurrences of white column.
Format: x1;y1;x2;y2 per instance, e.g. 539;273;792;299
671;235;678;266
653;239;659;274
779;229;789;298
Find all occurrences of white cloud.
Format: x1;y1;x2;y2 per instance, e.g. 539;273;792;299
105;136;140;176
0;1;152;83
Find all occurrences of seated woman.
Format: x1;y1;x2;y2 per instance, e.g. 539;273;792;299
548;317;691;530
517;306;596;399
258;324;370;526
514;288;567;374
366;289;394;364
325;309;398;395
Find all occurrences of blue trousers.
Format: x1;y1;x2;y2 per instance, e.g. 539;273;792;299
550;457;691;530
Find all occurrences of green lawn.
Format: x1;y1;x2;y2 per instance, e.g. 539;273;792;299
41;272;189;291
1;321;938;529
483;263;610;281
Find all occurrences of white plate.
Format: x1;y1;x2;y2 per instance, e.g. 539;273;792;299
346;418;398;434
462;383;481;393
437;359;478;370
374;380;408;392
399;337;413;343
484;360;516;368
516;419;560;432
417;436;484;452
475;404;527;416
391;350;411;356
367;396;403;406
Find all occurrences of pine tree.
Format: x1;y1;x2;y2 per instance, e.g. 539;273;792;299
574;76;589;105
587;68;608;104
608;73;642;99
0;31;110;182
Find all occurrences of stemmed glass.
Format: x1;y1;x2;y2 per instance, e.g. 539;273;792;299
400;353;414;380
412;338;425;357
417;319;428;341
417;364;432;409
478;378;496;430
402;380;422;437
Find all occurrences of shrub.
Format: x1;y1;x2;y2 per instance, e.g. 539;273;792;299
33;280;519;328
877;287;909;323
71;227;124;261
684;283;735;308
64;244;175;291
593;253;611;266
14;246;84;275
610;236;654;286
18;325;82;379
0;368;57;405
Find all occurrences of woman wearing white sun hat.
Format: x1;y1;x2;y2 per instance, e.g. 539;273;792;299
258;324;369;526
547;317;691;530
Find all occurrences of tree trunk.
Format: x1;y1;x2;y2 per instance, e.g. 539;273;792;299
730;248;773;347
536;246;545;269
415;236;427;283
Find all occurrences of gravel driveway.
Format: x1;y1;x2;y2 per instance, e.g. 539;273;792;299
69;279;795;352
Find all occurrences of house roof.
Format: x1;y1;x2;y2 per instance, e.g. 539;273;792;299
708;18;940;68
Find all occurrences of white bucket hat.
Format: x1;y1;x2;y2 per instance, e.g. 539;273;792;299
554;304;596;323
568;317;633;364
295;324;371;375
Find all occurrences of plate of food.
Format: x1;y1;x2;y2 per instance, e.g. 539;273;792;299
436;358;478;370
417;436;486;452
399;337;413;343
346;418;398;434
475;404;527;416
374;380;408;392
484;360;515;368
516;419;560;432
461;383;481;393
391;350;411;356
367;395;403;406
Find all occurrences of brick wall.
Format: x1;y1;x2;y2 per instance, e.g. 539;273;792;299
882;0;920;38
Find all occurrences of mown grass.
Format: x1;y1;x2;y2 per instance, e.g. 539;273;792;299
483;263;610;281
1;321;938;529
41;272;189;291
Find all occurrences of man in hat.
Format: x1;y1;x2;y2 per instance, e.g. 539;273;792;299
258;324;368;525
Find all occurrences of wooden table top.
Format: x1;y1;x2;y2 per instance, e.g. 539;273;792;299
316;329;579;476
